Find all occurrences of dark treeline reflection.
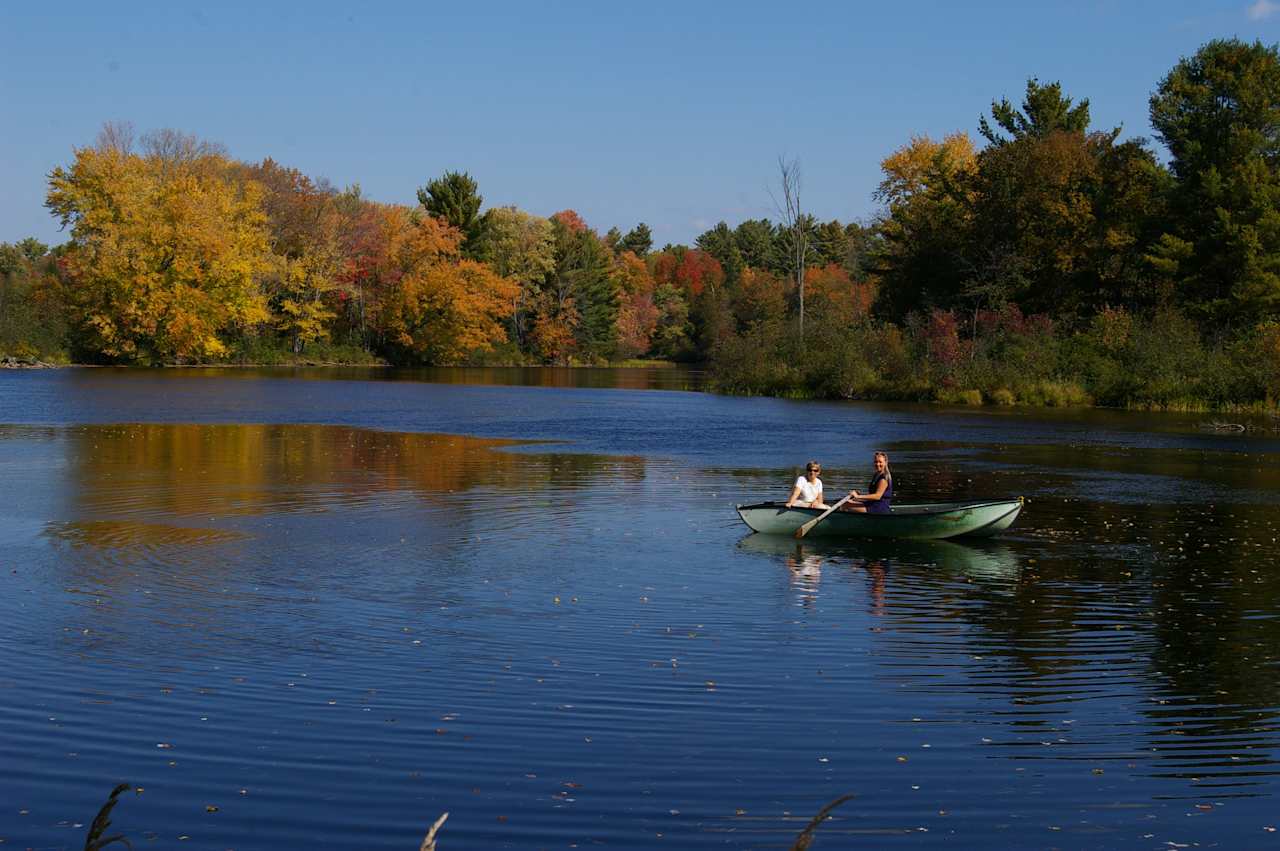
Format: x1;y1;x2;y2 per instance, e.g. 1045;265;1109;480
880;443;1280;718
387;365;705;390
75;364;705;391
739;446;1280;791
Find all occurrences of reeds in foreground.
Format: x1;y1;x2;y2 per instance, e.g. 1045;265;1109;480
789;793;856;851
80;785;856;849
419;812;449;850
84;783;132;851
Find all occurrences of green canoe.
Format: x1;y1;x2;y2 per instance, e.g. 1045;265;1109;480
735;497;1024;540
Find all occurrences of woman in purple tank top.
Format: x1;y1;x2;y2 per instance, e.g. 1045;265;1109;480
842;451;893;514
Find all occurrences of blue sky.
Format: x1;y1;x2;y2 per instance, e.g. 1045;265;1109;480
3;1;1278;248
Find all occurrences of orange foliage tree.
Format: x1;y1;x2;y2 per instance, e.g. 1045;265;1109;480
372;214;518;363
612;251;658;358
805;264;877;325
379;258;519;363
737;267;789;326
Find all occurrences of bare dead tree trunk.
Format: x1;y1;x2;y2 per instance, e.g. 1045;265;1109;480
772;157;809;346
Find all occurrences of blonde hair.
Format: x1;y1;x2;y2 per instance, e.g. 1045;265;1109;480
874;451;891;481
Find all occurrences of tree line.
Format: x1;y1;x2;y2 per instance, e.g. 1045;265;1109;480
3;38;1280;408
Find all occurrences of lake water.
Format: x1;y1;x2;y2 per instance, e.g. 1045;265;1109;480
2;367;1280;849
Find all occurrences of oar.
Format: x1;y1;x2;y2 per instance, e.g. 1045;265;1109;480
794;493;854;539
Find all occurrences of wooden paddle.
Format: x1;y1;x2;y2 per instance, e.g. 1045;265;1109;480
794;493;854;539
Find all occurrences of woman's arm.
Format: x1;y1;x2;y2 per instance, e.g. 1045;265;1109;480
861;479;888;502
785;483;803;508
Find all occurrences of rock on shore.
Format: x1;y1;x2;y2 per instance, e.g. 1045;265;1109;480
0;355;58;369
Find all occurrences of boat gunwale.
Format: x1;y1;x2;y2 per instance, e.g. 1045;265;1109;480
735;498;1023;517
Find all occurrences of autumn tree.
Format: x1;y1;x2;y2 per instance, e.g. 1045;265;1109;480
46;133;270;363
640;247;694;358
873;132;978;320
672;249;725;298
653;248;728;354
333;193;412;347
379;259;518;364
612;250;658;358
805;263;875;326
736;266;789;328
375;214;518;363
248;158;341;352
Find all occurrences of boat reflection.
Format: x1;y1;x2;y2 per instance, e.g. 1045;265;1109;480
736;532;1022;583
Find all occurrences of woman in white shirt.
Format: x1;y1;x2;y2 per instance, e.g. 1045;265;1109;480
785;461;828;509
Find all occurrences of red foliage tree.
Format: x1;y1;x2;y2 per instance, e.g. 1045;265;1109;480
550;209;588;234
674;250;724;297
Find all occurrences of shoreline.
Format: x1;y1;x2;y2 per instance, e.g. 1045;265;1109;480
5;359;1276;419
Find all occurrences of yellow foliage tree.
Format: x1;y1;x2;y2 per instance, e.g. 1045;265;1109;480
876;132;977;208
247;159;342;352
46;143;270;363
264;251;338;351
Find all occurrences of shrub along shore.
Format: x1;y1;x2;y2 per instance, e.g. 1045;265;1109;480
708;306;1280;413
3;38;1279;414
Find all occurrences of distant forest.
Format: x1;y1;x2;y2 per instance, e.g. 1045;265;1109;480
3;38;1280;410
